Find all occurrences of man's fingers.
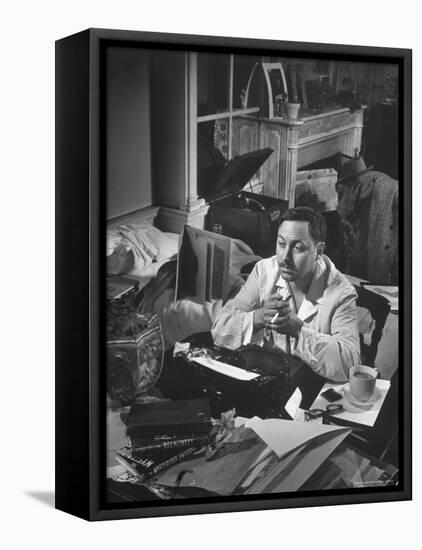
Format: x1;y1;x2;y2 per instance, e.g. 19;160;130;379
266;294;286;305
270;304;291;317
268;313;290;327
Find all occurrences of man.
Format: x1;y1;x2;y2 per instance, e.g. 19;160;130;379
211;206;360;382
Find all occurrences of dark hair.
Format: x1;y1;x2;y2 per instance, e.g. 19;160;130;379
279;206;326;243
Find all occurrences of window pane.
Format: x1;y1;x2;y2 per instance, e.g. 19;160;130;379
197;53;230;116
197;119;228;198
232;54;261;110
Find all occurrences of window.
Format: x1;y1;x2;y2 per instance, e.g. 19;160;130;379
190;52;262;199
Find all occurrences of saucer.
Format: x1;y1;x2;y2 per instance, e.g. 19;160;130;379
341;383;381;408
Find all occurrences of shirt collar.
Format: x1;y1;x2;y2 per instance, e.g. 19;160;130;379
274;273;291;300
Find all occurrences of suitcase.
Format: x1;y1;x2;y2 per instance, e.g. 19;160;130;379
205;148;289;257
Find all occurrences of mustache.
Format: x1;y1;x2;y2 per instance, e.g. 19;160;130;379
280;262;295;269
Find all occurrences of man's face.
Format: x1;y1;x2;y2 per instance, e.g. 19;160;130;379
276;220;323;282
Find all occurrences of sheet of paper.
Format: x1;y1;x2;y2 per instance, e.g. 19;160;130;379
173;341;190;357
234;416;262;428
245;445;306;494
239;446;275;490
267;429;350;493
293;408;313;423
330;448;364;487
285;387;302;420
107;464;127;480
245;417;350;458
106;408;130;468
311;379;390;427
155;428;266;496
192;356;260;381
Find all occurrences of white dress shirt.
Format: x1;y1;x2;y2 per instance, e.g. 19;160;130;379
211;255;360;382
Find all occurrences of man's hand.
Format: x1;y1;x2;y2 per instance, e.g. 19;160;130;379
253;294;303;339
270;310;303;339
253;294;291;331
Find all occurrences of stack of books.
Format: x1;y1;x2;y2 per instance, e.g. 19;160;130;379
115;398;212;483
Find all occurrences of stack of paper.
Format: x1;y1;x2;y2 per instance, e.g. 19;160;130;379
236;418;351;494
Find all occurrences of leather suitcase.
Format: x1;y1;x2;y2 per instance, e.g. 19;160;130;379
205;148;289;257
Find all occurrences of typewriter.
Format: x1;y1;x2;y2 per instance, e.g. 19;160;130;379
166;333;324;419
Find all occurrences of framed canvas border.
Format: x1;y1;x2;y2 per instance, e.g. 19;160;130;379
55;28;412;521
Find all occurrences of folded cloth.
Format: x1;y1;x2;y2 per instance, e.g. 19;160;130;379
107;242;135;275
160;298;223;350
107;222;179;277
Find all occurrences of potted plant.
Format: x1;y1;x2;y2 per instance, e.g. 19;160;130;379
286;94;301;119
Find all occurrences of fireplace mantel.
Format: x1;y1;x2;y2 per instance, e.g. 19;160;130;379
233;107;365;205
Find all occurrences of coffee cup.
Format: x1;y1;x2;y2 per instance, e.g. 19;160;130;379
349;365;377;402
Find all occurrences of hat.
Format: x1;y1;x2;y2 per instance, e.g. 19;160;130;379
337;156;374;183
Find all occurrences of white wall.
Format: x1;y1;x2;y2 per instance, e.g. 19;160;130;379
2;1;419;549
106;47;152;218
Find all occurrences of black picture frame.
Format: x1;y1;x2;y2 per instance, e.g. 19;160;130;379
55;28;412;521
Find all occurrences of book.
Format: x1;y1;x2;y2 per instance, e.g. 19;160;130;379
129;432;211;452
127;397;212;438
116;445;201;482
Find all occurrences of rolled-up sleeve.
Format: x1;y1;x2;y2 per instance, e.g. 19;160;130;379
295;288;361;382
211;263;263;349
